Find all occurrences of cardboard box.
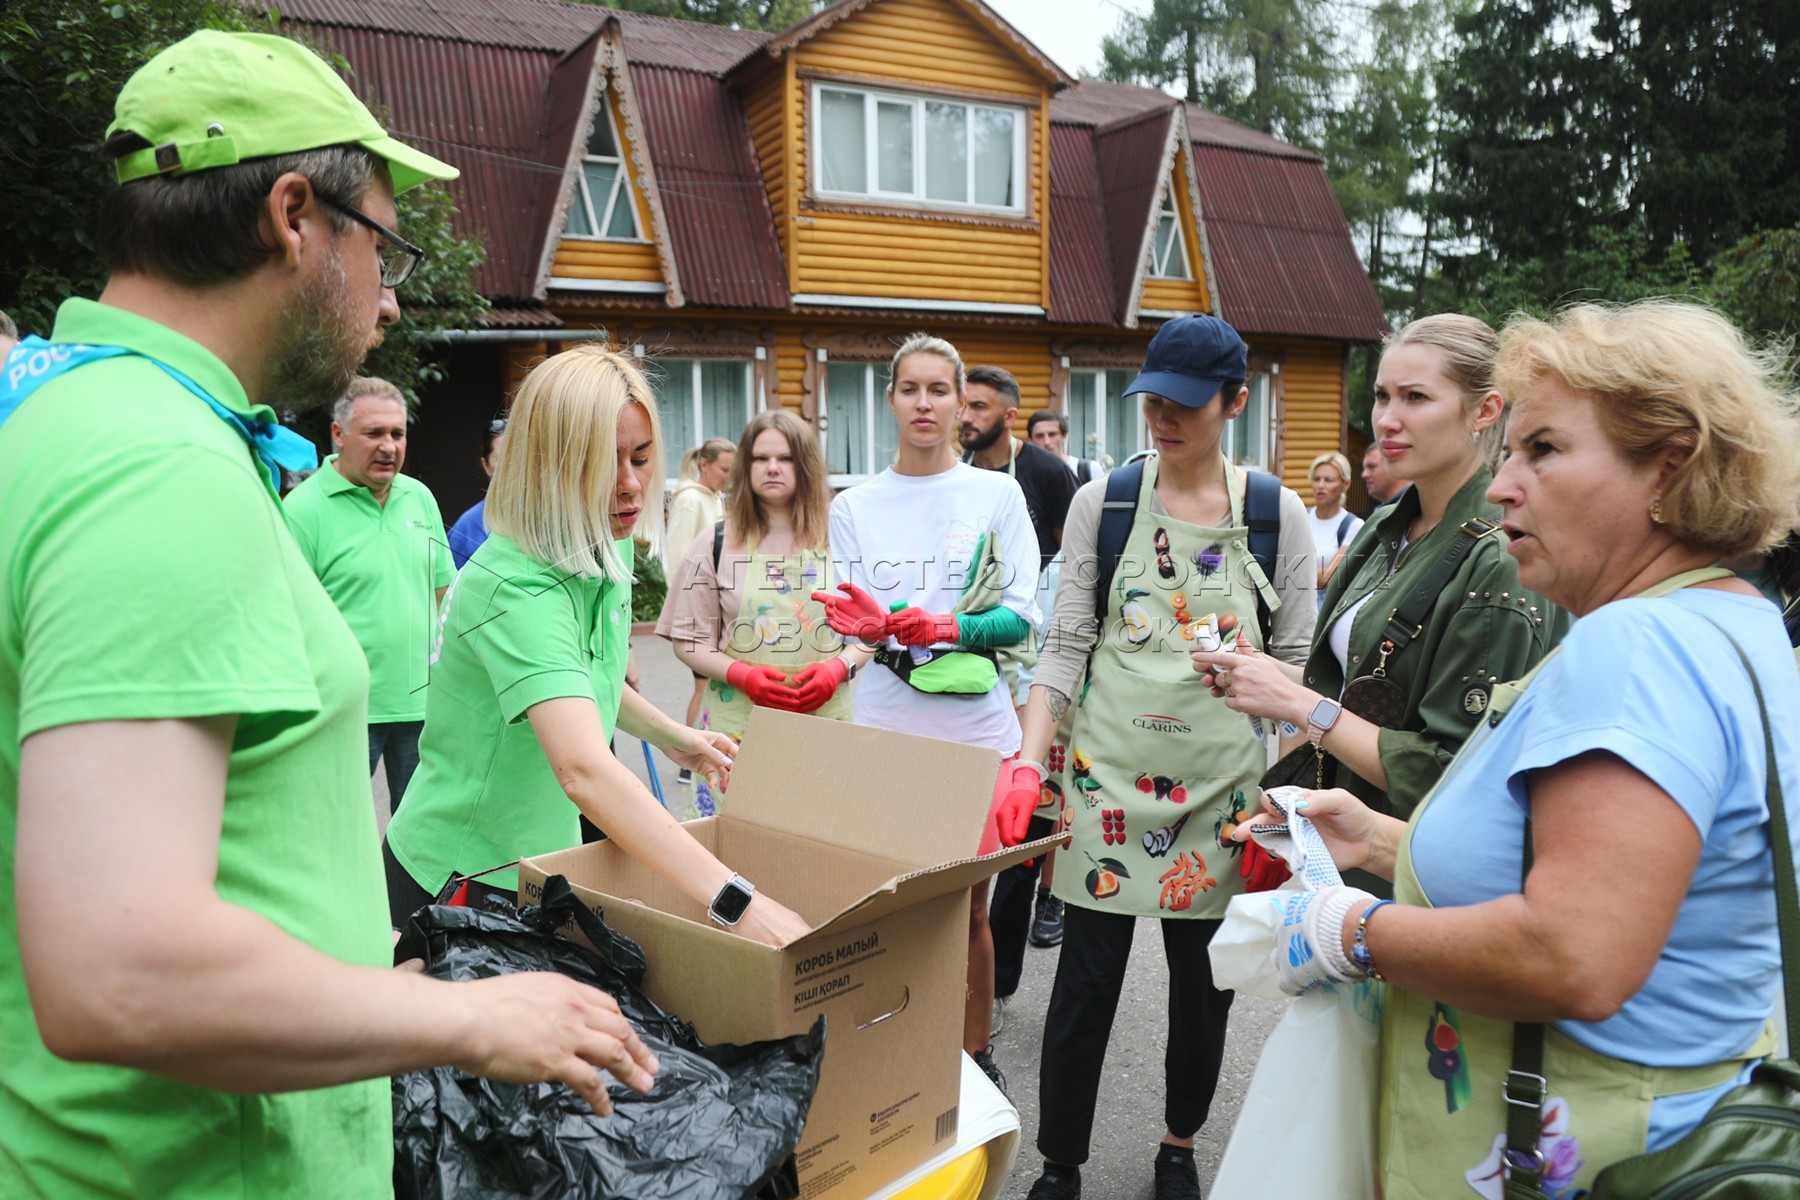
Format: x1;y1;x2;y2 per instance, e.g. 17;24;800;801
519;708;1060;1200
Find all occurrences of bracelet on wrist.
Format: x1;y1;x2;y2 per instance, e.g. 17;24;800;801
1349;898;1395;981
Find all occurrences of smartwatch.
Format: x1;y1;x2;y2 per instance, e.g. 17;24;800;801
1306;697;1343;749
708;873;757;927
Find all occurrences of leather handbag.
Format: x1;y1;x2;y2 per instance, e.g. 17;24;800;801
1504;624;1800;1200
1260;518;1500;791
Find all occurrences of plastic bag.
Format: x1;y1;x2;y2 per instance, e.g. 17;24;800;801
1209;791;1381;1199
393;876;826;1200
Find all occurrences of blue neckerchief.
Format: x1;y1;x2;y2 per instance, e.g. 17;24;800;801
1;336;319;493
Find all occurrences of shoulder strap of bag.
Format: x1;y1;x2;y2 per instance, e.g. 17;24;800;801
1094;459;1146;621
1244;469;1282;646
1338;512;1356;544
1505;615;1798;1189
711;518;725;573
1373;517;1501;667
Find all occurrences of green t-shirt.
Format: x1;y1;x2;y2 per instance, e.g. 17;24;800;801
385;532;633;895
0;299;392;1199
284;456;455;722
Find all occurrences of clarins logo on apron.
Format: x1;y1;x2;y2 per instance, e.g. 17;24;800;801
1131;712;1192;735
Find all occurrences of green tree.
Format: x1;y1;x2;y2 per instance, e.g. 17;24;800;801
0;0;486;406
1710;228;1800;341
574;0;816;30
1099;0;1336;147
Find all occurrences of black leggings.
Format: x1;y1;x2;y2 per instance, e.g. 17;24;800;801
1036;905;1233;1165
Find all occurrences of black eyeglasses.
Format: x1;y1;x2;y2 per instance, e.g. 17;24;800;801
319;193;425;288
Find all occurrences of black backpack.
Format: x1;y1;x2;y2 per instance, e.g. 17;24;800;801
1092;459;1283;647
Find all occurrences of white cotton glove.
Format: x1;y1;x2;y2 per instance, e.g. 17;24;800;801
1274;884;1376;996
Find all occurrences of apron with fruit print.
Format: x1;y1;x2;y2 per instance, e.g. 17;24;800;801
1378;568;1774;1199
690;538;848;819
1053;455;1277;919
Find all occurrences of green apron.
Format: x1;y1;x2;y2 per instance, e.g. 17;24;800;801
1052;456;1279;919
691;537;849;819
1377;567;1776;1199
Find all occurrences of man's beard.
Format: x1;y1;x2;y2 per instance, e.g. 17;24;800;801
960;418;1007;453
267;248;374;413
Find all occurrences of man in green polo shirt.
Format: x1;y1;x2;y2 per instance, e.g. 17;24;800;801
0;31;656;1199
286;375;454;810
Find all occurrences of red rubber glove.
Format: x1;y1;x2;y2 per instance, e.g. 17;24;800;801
786;658;849;713
725;661;801;711
992;760;1043;849
810;582;889;643
1239;837;1292;892
887;607;960;647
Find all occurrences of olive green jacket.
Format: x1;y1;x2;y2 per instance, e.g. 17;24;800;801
1306;469;1569;819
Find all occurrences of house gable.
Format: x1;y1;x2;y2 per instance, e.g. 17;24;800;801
1139;114;1215;319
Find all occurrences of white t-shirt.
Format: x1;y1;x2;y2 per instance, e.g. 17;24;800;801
1307;506;1362;567
829;463;1040;754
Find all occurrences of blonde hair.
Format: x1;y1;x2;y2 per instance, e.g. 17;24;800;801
888;332;966;396
1384;313;1506;471
1309;451;1353;486
486;344;664;581
724;409;832;552
677;436;736;484
1496;300;1800;559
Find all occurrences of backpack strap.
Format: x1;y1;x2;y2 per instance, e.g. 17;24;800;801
1337;512;1356;544
711;519;725;573
1093;459;1146;622
1244;470;1283;645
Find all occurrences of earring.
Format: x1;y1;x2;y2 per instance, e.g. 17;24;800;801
1470;429;1480;443
1650;497;1665;525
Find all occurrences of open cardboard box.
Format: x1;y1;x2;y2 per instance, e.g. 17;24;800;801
520;708;1062;1200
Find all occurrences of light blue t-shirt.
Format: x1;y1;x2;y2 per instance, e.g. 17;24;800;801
1410;588;1800;1147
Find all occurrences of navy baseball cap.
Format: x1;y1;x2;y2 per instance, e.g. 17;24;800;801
1122;314;1247;408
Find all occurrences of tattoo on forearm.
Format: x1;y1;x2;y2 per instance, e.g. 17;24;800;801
1046;688;1070;721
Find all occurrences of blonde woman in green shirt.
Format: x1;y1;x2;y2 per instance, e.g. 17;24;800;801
384;345;810;948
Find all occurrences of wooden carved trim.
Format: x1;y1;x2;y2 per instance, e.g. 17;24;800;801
1050;338;1145;369
798;330;896;424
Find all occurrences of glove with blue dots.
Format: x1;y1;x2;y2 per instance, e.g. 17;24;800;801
1275;884;1377;996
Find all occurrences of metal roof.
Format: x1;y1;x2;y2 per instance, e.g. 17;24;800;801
629;65;790;310
1046;123;1117;325
1093;106;1171;325
1191;144;1389;341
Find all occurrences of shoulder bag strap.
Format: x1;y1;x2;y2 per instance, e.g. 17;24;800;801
711;518;725;573
1243;469;1282;648
1370;517;1501;675
1093;459;1146;622
1506;612;1798;1188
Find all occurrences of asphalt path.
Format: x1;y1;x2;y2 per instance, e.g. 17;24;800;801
373;629;1285;1199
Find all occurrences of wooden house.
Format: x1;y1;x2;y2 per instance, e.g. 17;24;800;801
277;0;1387;518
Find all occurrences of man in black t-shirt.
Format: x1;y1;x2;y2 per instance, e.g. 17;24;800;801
959;365;1076;1026
960;366;1076;570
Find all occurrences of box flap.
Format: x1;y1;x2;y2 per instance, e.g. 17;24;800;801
808;832;1066;940
724;709;1000;866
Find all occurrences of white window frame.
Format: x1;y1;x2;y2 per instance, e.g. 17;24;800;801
821;359;895;488
564;99;646;243
1067;368;1146;468
1221;372;1274;470
811;82;1028;216
656;357;755;487
1148;181;1191;280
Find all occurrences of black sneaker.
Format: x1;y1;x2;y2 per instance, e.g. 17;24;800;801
971;1047;1009;1099
990;995;1008;1040
1153;1144;1202;1200
1025;1163;1081;1199
1030;891;1065;947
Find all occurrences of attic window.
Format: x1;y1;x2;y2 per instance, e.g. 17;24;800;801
814;83;1026;215
564;101;642;241
1148;181;1190;280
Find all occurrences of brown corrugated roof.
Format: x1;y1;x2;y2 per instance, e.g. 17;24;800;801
627;64;790;310
1092;106;1171;326
1191;144;1388;341
610;8;771;72
283;0;599;51
1046;123;1116;325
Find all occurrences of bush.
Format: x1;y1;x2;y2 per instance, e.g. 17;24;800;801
631;541;666;624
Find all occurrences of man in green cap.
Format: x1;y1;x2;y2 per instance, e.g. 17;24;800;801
0;30;657;1199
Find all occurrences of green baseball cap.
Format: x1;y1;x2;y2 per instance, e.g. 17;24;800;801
108;30;456;194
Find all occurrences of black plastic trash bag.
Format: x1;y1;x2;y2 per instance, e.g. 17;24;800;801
393;876;826;1200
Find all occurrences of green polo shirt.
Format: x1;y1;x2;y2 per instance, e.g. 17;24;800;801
0;299;391;1199
284;456;454;723
386;533;633;896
